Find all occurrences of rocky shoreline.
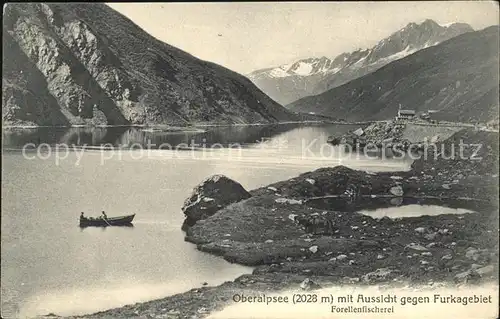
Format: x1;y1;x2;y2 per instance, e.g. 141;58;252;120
60;128;498;319
326;120;472;154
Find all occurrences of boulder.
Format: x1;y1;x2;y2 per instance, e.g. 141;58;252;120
465;247;480;261
405;243;428;251
430;135;440;143
438;229;449;235
305;178;316;185
424;232;438;241
299;278;321;291
362;268;395;283
454;270;481;283
181;175;251;230
336;254;348;261
308;245;318;253
389;185;404;196
475;265;494;276
275;198;303;205
353;128;365;137
414;227;426;234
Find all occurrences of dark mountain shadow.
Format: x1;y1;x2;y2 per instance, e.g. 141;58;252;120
2;31;69;126
2;127;70;147
51;39;130;125
1;124;306;149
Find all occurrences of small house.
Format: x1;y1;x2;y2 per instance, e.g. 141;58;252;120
397;109;416;120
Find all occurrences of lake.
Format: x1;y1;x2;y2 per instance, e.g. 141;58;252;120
2;124;414;318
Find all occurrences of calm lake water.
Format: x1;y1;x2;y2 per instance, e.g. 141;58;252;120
2;124;419;318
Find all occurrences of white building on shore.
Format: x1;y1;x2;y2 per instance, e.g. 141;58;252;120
396;109;416;120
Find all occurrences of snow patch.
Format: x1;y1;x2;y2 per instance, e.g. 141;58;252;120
327;67;341;74
292;62;313;76
441;22;455;28
423;41;441;49
351;55;368;68
269;67;290;78
375;45;416;65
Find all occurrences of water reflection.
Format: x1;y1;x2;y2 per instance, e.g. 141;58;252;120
306;197;495;214
3;124;340;149
79;224;135;230
357;204;477;219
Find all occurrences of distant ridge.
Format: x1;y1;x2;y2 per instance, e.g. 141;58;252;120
287;26;499;123
247;19;474;105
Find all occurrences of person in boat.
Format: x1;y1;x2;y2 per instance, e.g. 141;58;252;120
80;212;86;221
101;211;107;219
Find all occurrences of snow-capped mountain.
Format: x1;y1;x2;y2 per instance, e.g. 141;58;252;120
247;19;474;105
288;26;499;123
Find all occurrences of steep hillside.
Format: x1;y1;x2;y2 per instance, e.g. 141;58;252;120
288;26;499;123
2;3;297;126
248;20;473;105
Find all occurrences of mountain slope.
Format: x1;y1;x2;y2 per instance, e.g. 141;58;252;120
2;3;297;126
248;20;473;105
287;26;499;123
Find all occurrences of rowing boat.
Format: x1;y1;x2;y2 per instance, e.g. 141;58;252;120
79;214;135;227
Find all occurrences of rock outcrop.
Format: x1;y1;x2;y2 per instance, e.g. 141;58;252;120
327;120;465;154
181;175;251;230
2;3;297;126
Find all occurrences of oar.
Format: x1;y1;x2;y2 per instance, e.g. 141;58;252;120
102;216;112;227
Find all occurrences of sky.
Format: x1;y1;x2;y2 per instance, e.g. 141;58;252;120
107;2;499;75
